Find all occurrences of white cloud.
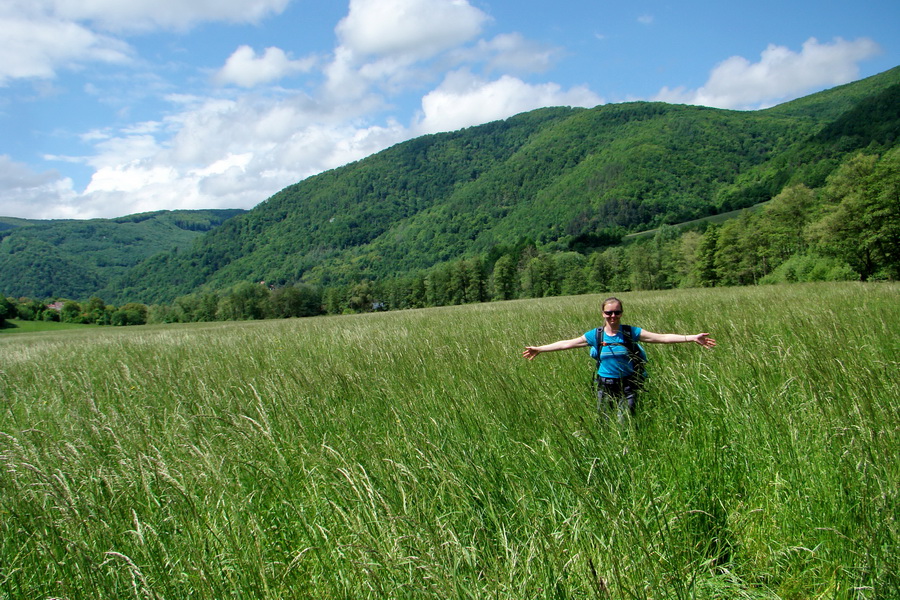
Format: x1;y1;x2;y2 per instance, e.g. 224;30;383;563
655;37;882;110
86;134;162;169
0;15;131;84
0;0;291;84
324;0;491;100
323;45;375;100
28;93;412;218
0;155;78;219
51;0;292;31
215;46;316;87
473;33;560;74
336;0;489;60
414;70;602;134
86;163;178;194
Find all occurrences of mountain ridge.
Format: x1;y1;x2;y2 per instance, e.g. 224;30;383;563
0;209;246;299
3;66;899;304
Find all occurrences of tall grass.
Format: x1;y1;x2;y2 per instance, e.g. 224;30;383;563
1;283;897;599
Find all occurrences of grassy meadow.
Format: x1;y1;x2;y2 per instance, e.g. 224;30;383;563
0;283;897;599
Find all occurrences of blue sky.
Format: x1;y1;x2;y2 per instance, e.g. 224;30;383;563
1;0;897;219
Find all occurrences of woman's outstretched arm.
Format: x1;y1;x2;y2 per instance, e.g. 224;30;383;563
639;331;716;348
523;336;588;360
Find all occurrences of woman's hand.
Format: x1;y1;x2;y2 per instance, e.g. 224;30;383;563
693;333;716;348
522;346;542;360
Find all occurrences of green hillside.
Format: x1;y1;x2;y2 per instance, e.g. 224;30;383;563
0;209;245;299
107;66;900;304
112;105;803;301
4;67;899;305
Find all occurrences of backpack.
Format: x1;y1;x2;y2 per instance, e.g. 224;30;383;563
592;325;648;380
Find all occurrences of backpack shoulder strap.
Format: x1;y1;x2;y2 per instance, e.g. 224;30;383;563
594;327;604;367
621;324;634;347
621;325;646;372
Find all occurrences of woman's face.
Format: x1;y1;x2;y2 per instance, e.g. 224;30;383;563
603;301;623;326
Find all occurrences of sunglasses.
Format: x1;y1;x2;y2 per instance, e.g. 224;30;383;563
603;310;622;316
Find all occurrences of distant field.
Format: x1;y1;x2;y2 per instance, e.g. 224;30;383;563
1;283;897;599
0;318;97;334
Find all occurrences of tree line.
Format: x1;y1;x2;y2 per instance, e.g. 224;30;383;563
0;296;150;328
3;148;896;328
317;146;898;314
1;283;323;328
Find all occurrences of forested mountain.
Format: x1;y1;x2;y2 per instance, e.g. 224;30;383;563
0;209;245;299
106;66;898;304
4;66;899;306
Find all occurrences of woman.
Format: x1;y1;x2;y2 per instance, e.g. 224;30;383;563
523;297;716;422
